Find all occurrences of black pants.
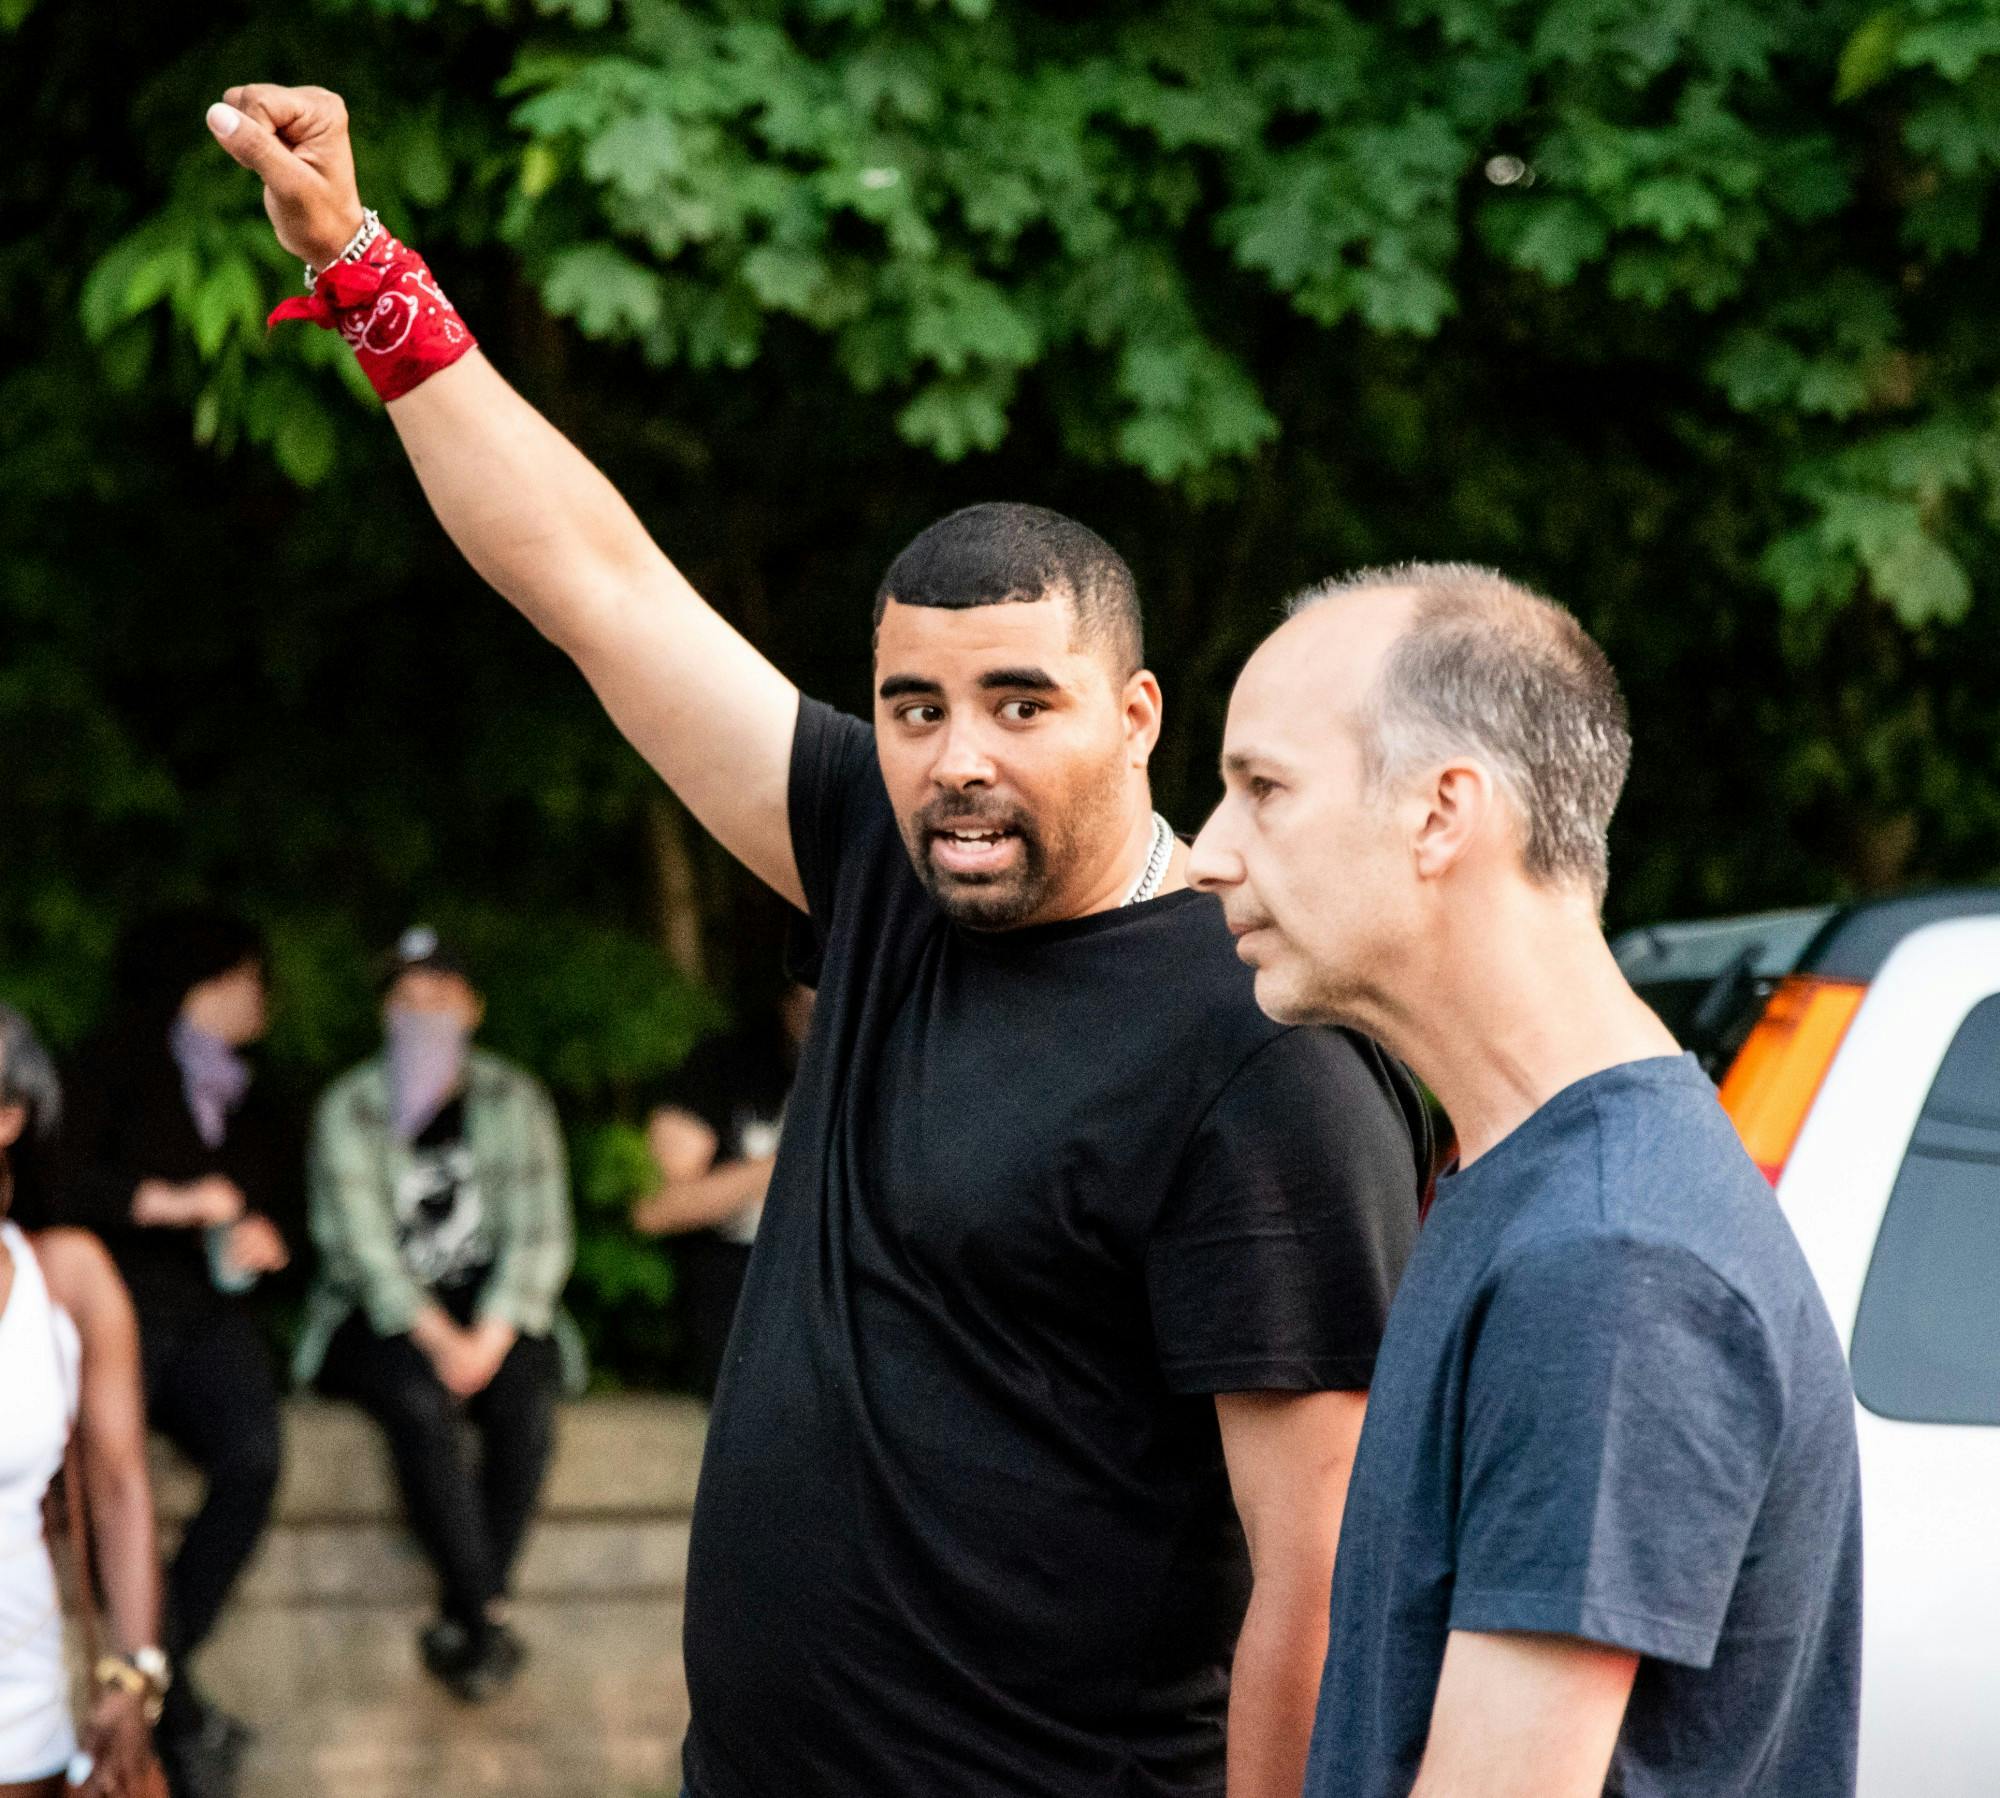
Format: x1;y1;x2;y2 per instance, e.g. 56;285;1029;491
139;1304;284;1733
318;1311;561;1626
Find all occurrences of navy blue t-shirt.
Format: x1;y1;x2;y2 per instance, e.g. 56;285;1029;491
1307;1054;1861;1798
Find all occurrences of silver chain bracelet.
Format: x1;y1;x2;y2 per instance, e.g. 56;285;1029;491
303;207;383;289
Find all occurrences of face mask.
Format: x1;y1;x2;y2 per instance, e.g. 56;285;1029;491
386;1008;471;1141
170;1016;251;1150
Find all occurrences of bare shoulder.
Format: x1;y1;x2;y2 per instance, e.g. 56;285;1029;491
29;1226;126;1315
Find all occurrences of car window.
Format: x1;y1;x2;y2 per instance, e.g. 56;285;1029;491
1851;994;2000;1425
1614;908;1835;1077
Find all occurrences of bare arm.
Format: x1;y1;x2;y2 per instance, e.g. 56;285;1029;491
633;1153;777;1236
35;1229;162;1653
205;86;805;907
37;1230;166;1795
130;1174;244;1230
1410;1631;1638;1798
1217;1388;1366;1798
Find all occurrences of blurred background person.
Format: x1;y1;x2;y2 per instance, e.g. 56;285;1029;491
295;928;576;1704
631;982;811;1398
0;1008;62;1237
0;1003;168;1798
54;913;297;1798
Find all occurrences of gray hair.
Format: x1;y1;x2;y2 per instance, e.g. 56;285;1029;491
0;1005;62;1139
1290;563;1631;904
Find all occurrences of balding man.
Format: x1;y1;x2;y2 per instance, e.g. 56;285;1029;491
1190;566;1861;1798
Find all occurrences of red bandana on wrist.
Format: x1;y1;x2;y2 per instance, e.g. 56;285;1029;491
267;228;475;403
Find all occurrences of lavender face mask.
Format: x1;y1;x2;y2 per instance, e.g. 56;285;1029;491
170;1016;251;1150
386;1008;471;1142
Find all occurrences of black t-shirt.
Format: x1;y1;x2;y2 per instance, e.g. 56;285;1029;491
54;1024;303;1321
397;1096;493;1296
668;1029;795;1159
681;700;1429;1798
663;1026;795;1247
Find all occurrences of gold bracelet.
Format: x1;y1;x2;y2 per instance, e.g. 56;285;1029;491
93;1655;164;1725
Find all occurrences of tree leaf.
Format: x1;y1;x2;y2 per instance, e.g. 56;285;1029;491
272;405;337;487
896;372;1013;459
1872;525;1974;625
1836;9;1906;103
541;243;667;337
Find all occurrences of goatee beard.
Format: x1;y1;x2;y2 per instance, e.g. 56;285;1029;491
927;879;1046;930
907;797;1052;930
904;748;1131;931
918;835;1053;930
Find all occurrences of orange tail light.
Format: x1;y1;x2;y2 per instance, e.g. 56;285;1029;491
1717;976;1866;1183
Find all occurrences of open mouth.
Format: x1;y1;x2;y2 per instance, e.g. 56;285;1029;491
928;825;1022;878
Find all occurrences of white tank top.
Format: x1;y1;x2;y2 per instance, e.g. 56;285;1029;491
0;1222;79;1546
0;1219;81;1738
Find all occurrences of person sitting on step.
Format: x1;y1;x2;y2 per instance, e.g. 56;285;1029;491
296;928;577;1703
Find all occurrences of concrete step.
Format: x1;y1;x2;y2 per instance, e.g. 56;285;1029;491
137;1398;703;1797
151;1396;709;1524
197;1596;688;1798
165;1514;693;1607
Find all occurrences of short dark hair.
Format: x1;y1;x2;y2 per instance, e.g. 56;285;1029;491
112;909;267;1020
874;502;1144;674
1291;563;1632;905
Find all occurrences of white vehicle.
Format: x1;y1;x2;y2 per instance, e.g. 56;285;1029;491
1616;896;2000;1795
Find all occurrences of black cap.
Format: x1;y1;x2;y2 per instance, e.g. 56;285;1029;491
377;924;474;993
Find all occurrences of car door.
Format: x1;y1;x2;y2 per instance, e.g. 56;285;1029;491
1778;916;2000;1796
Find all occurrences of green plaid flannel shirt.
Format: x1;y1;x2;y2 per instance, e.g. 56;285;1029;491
294;1047;581;1389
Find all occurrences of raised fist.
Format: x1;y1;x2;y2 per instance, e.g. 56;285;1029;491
206;83;366;269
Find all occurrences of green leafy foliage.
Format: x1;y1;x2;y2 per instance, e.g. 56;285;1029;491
20;0;2000;1378
71;0;2000;626
571;1120;680;1386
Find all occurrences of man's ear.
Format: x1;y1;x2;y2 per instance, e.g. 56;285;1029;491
1122;669;1164;767
1411;759;1497;882
0;1103;26;1152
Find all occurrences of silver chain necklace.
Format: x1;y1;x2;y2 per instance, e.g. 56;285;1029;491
1122;812;1175;907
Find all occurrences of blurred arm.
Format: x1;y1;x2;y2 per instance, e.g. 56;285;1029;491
131;1175;243;1229
36;1229;162;1655
1217;1388;1365;1798
633;1153;777;1236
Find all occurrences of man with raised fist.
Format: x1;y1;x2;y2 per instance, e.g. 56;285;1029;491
206;87;1430;1798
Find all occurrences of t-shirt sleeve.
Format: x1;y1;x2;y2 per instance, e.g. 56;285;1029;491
1450;1233;1787;1668
1147;1028;1423;1395
787;695;886;944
